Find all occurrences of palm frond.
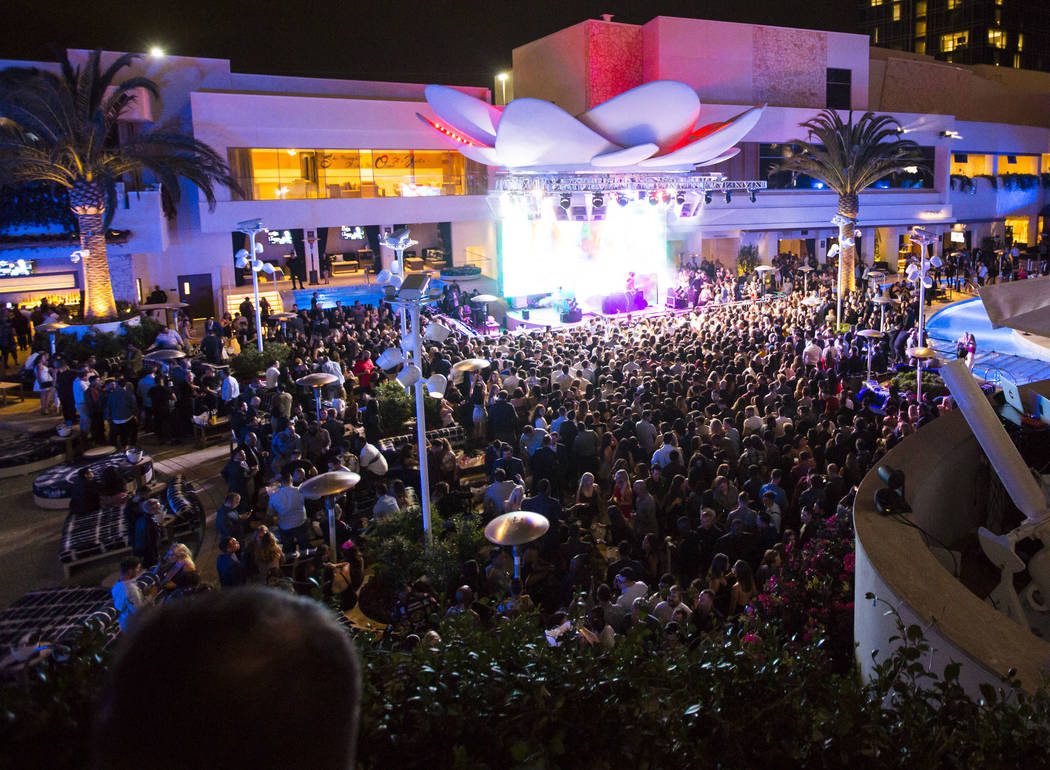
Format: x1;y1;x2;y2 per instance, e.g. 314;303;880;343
0;49;239;211
773;109;924;198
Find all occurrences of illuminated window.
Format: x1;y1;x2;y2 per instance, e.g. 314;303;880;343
226;148;486;201
941;31;968;52
870;0;883;6
988;28;1007;48
947;0;961;9
892;3;901;20
915;39;927;54
916;0;926;16
915;20;927;37
1014;53;1021;68
873;26;880;43
1018;33;1024;51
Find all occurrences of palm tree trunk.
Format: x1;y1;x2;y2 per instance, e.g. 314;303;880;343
837;195;859;295
75;211;118;319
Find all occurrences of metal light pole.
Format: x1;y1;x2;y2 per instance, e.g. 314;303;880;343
383;278;442;545
908;226;940;350
235;219;268;352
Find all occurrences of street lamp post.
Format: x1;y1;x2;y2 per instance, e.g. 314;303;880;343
497;72;508;105
234;218;272;352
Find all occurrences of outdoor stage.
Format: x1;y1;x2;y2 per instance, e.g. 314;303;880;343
504;303;693;331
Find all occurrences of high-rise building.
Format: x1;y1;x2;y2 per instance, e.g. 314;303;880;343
862;0;1050;72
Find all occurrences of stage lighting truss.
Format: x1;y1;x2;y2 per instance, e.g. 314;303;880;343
492;172;766;197
489;173;766;220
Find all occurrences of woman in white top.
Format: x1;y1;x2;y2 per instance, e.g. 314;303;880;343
34;351;55;415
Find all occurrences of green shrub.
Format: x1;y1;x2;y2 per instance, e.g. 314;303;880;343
374;378;440;437
362;506;486;600
892;369;948;398
229;341;291;381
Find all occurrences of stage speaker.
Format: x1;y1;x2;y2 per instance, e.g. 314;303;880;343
521;309;530;320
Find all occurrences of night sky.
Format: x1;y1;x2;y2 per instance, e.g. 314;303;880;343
6;0;858;86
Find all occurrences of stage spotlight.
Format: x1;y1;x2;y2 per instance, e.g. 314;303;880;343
748;190;757;203
724;191;732;203
676;191;686;206
592;192;604;209
617;193;629;207
559;194;571;210
703;191;712;205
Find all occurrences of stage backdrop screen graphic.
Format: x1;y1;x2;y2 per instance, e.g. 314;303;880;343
500;203;668;306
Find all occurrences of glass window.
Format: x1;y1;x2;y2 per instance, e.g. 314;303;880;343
892;3;901;20
1018;33;1024;51
870;0;883;6
997;154;1039;174
320;151;361;198
915;20;926;37
947;0;961;9
941;31;968;52
951;152;992;175
915;39;927;54
988;28;1007;48
226;147;486;200
826;68;851;110
916;0;927;16
762;144;935;190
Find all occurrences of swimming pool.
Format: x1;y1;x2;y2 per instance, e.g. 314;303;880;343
927;297;1050;363
288;280;449;310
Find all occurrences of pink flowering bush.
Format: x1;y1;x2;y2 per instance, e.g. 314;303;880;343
754;512;856;668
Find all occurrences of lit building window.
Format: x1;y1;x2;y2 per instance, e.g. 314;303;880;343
1018;33;1024;51
995;8;1001;23
226;147;487;201
871;0;883;6
948;0;961;9
916;0;927;15
915;39;927;54
892;3;901;20
873;26;880;43
1013;53;1021;68
941;31;968;52
916;20;927;37
988;28;1007;48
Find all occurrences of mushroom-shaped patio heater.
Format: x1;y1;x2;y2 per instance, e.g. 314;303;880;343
296;372;339;422
37;322;69;355
300;470;361;558
906;346;940;403
484;510;550;578
871;295;899;332
796;265;814;294
857;329;884;381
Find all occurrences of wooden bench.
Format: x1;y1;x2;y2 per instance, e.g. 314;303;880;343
0;381;24;405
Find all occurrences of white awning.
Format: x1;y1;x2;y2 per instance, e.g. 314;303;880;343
980;276;1050;337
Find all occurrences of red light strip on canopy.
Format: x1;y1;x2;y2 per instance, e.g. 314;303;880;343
418;115;478;147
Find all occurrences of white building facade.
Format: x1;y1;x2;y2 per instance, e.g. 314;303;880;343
2;16;1049;315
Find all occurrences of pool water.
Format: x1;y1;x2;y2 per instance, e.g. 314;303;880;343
288;280;448;310
927;297;1050;361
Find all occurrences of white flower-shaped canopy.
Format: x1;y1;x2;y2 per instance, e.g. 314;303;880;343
418;81;764;173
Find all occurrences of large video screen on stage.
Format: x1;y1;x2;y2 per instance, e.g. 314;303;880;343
500;203;668;304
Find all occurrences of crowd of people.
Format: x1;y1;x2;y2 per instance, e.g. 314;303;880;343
3;258;959;651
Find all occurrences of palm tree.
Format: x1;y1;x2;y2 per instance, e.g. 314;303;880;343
775;110;922;324
0;51;239;318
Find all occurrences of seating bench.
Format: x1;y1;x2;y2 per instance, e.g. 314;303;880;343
58;475;205;577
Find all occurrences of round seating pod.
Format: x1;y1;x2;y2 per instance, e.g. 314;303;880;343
33;452;154;510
